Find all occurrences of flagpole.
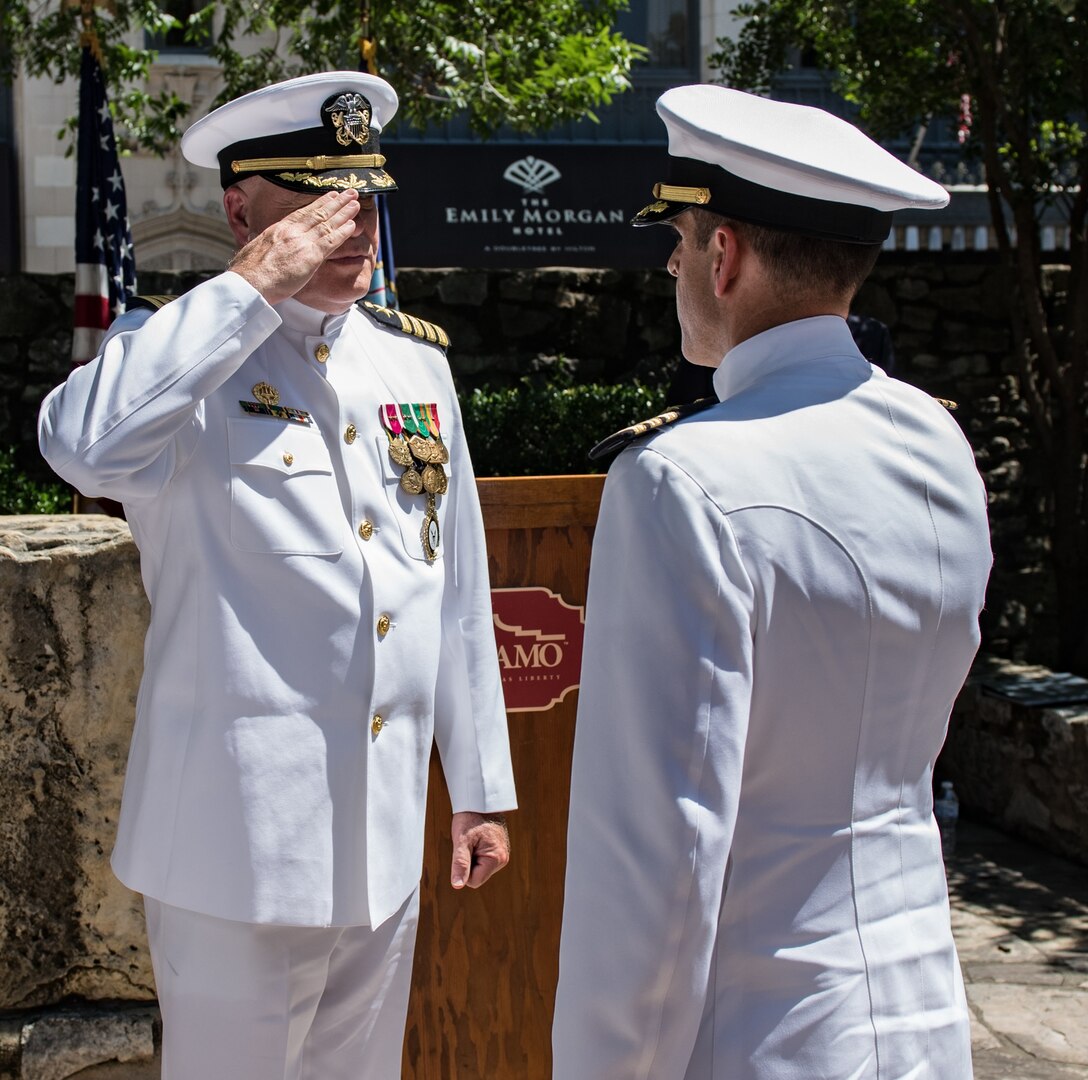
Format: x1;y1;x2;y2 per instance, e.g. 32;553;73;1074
359;1;398;310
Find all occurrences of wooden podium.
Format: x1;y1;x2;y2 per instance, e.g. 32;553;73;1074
403;475;606;1079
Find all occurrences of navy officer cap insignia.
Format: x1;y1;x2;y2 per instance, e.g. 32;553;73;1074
181;71;398;196
589;397;718;462
633;85;949;244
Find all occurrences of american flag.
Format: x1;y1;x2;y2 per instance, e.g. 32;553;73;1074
72;44;137;364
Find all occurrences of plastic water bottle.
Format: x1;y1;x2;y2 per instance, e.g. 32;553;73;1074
934;780;959;857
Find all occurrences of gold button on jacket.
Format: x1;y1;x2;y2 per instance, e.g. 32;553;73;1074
314;343;330;363
371;715;384;735
282;451;294;466
358;519;374;541
344;424;357;444
377;613;391;636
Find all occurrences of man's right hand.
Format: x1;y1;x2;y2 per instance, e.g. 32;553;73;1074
227;189;361;307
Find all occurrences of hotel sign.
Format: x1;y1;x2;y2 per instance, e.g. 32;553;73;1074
385;143;673;268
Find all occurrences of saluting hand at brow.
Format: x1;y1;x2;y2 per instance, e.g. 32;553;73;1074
228;189;361;306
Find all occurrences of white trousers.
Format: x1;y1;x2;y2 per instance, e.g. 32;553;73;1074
144;888;420;1080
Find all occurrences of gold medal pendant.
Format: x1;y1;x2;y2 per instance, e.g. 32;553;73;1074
387;431;413;468
408;434;434;463
400;467;424;495
421;494;440;561
433;464;448;495
421;464;442;495
433;438;450;465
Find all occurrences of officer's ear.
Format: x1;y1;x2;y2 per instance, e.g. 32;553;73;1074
712;223;742;299
223;182;254;248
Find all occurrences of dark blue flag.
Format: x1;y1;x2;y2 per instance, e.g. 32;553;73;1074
73;45;136;362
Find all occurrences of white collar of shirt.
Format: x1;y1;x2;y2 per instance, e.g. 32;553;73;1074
712;315;862;403
274;297;351;351
275;297;351;336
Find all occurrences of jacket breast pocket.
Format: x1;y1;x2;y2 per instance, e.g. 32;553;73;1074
375;435;445;563
228;418;344;555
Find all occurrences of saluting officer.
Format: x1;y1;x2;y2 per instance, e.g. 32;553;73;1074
39;72;516;1080
553;85;990;1078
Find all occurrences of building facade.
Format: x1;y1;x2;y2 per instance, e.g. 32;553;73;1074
4;0;1067;276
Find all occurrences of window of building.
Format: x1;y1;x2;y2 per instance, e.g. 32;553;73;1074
145;0;211;54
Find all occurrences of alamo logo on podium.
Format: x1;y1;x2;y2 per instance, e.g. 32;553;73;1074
491;587;586;713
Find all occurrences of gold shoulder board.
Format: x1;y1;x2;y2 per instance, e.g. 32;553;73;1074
126;294;177;312
358;300;450;350
588;397;718;462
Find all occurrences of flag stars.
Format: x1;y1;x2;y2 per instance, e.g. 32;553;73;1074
98;101;111;124
108;169;123;192
93;230;105;251
104;201;119;222
99;133;111;152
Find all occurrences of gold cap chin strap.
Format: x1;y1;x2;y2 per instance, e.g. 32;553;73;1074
231;153;387;175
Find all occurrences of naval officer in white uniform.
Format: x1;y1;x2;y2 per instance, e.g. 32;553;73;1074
39;72;516;1080
553;86;991;1078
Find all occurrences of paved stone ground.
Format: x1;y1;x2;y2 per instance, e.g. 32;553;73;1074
951;821;1088;1079
22;820;1088;1079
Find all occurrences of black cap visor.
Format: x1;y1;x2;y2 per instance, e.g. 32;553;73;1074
218;126;397;196
632;157;892;243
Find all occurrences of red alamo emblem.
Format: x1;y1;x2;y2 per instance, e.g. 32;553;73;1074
491;587;586;713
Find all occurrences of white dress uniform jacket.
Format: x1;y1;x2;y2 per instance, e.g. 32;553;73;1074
553;316;990;1078
39;272;516;929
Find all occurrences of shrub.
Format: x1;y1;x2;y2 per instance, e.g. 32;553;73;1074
0;446;69;514
460;377;668;476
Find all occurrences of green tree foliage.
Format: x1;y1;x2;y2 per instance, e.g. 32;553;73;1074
1;0;644;153
0;447;69;514
710;0;1088;674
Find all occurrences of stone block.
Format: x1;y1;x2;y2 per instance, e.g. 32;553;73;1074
0;277;63;342
894;277;930;301
0;516;154;1010
942;656;1088;864
897;305;937;332
436;271;490;307
21;1009;156;1080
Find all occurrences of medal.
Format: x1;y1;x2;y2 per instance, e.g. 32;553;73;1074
422;464;443;494
400;467;424;495
409;433;436;462
421;495;440;561
386;430;413;467
380;402;448;552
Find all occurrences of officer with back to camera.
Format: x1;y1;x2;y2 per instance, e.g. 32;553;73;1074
553;84;991;1079
39;71;516;1080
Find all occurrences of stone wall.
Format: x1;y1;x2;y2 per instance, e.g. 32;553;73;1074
0;255;1057;663
941;656;1088;863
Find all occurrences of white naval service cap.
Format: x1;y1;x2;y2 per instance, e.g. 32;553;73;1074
633;84;949;243
181;71;399;196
